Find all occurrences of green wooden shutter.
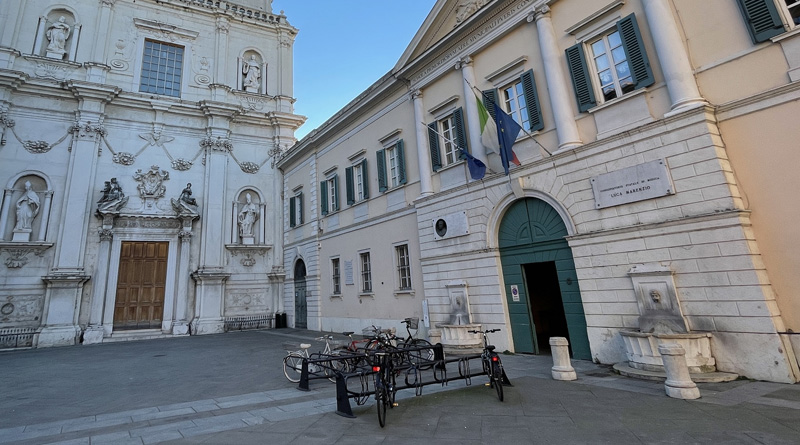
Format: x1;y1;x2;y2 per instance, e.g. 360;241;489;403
453;107;468;159
377;149;387;193
320;181;328;215
332;174;339;211
617;14;655;89
427;122;442;171
520;70;544;132
397;139;407;185
482;89;499;120
360;158;369;199
345;166;354;205
289;195;296;227
565;43;596;112
736;0;784;42
297;192;304;224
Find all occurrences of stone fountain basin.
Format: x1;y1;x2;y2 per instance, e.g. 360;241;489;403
620;329;716;373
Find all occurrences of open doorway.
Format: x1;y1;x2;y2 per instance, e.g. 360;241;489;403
523;261;570;355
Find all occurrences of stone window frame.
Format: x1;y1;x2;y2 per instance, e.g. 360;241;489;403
393;243;412;293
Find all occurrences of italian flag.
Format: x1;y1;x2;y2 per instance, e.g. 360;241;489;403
476;93;520;166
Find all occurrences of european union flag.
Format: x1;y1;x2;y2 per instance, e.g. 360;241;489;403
491;102;522;175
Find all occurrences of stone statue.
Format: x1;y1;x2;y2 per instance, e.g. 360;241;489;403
242;55;261;92
97;177;128;213
180;183;197;207
46;16;71;55
14;181;40;231
238;193;259;238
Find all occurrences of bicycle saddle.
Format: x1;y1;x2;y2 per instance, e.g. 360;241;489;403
300;343;311;349
486;345;496;351
343;331;354;336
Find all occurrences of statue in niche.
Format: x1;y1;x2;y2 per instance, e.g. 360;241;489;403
46;16;71;56
14;181;40;231
171;183;199;217
97;177;128;213
237;193;259;239
242;55;261;93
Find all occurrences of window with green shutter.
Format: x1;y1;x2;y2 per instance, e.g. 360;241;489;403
490;70;545;133
377;149;387;193
345;166;355;205
345;160;369;204
320;175;338;216
320;180;328;215
378;139;407;192
736;0;786;42
427;122;442;171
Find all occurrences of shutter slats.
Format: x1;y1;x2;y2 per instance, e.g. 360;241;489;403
428;122;442;171
453;107;468;159
345;166;354;205
320;181;328;215
565;43;596;112
737;0;784;42
617;14;655;89
377;149;387;193
520;70;544;132
397;139;407;185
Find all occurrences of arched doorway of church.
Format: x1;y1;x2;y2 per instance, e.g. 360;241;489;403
498;198;591;359
294;259;307;329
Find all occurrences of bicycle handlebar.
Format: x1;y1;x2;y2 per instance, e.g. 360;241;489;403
467;328;501;334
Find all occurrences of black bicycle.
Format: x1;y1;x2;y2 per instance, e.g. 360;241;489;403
397;317;435;369
370;351;396;427
468;328;505;401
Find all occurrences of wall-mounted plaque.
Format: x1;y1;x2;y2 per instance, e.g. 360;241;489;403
432;211;469;241
344;260;354;285
591;159;675;209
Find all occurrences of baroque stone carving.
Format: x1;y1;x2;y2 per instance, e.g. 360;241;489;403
200;136;233;152
171;183;200;217
237;193;259;239
98;228;113;241
242;55;261;93
239;161;259;174
113;152;136;165
34;61;74;80
97;177;128;213
455;0;490;26
46;16;72;58
133;165;169;199
14;181;40;232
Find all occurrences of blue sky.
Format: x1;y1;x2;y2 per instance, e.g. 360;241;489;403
272;1;435;139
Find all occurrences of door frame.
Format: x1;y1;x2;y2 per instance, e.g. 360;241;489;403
104;229;179;336
293;258;307;329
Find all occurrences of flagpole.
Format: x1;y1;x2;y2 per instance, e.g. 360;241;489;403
421;122;489;180
466;80;553;157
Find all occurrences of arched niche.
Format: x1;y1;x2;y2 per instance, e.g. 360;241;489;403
236;49;266;94
33;8;81;62
231;188;266;245
1;172;54;243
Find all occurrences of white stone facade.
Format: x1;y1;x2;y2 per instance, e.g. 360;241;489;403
0;0;303;347
278;0;800;383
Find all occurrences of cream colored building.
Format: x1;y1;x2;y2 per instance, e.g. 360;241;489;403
0;0;303;347
279;0;800;383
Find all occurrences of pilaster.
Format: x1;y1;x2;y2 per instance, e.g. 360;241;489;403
455;56;489;167
411;89;434;197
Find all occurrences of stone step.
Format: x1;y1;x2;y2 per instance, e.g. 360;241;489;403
613;362;739;383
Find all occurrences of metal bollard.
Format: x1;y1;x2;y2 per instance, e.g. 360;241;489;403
658;343;700;399
549;337;577;381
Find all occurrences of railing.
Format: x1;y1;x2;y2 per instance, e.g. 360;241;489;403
223;314;273;332
0;327;35;349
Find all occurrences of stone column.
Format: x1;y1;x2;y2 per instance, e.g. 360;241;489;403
411;90;433;197
37;190;53;241
92;1;115;63
549;337;577;381
641;0;706;115
84;220;114;345
39;81;119;347
529;6;582;152
658;343;701;399
173;226;193;335
455;56;489;167
0;188;11;240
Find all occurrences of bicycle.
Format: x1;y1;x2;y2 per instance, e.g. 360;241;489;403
369;351;396;427
283;335;341;383
467;328;505;401
396;317;434;369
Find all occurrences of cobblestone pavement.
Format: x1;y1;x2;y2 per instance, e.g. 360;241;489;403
1;329;800;444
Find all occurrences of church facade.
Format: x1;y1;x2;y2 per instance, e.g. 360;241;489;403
0;0;303;347
278;0;800;383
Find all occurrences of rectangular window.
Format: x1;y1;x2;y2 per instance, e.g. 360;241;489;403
139;40;184;98
331;258;341;295
345;159;369;205
321;175;339;215
566;14;654;111
360;252;372;293
784;0;800;24
501;81;531;132
377;140;406;193
387;145;400;188
289;192;303;227
395;244;412;291
439;115;458;165
355;162;365;201
588;29;634;102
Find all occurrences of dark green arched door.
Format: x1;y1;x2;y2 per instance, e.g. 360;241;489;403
498;198;591;360
294;260;307;329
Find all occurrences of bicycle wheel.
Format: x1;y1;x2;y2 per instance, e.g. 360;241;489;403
492;361;504;402
376;385;387;427
283;353;304;383
409;339;435;370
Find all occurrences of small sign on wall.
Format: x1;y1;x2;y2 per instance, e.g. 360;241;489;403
590;159;675;209
344;260;354;285
510;285;520;302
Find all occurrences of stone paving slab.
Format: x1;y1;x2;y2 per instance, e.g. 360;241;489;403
2;329;800;444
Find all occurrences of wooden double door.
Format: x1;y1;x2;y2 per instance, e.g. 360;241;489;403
114;241;168;330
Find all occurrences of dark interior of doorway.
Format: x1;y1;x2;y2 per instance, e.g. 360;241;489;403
523;261;571;355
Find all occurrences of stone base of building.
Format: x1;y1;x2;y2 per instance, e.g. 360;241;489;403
36;325;80;347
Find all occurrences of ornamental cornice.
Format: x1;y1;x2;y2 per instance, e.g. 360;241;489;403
133;18;199;41
407;0;536;86
0;243;53;268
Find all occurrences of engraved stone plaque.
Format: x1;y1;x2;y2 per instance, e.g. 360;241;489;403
591;159;674;209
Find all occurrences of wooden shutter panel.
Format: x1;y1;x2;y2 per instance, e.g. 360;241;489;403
360;158;369;199
320;181;328;215
565;43;596;112
617;14;655;89
289;195;296;227
297;192;303;224
736;0;784;42
482;89;499;120
397;139;407;185
345;166;354;205
520;70;544;132
453;107;468;159
427;122;442;171
376;149;387;193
